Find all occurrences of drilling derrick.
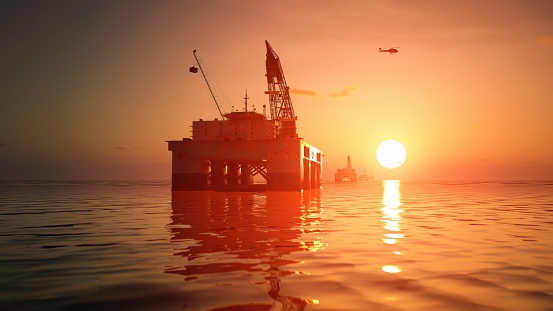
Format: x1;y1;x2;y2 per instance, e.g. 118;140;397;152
265;40;297;138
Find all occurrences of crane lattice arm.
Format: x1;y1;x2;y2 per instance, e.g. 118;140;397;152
264;40;295;121
192;49;226;119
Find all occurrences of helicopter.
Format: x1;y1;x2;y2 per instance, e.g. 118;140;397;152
379;47;400;54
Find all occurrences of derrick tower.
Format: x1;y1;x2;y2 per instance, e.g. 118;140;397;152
265;40;297;138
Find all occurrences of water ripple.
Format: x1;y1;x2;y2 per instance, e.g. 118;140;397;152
1;181;553;310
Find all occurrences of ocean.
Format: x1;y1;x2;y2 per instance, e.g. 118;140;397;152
1;180;552;310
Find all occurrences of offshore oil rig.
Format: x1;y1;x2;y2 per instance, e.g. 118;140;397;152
167;41;322;191
335;155;357;182
359;169;374;182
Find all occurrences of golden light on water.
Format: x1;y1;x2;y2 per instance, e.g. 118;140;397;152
299;240;327;252
381;265;402;273
299;195;326;252
381;180;404;274
382;179;401;207
385;233;405;238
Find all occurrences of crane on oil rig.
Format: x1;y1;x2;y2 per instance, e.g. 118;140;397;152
190;49;226;119
264;40;297;138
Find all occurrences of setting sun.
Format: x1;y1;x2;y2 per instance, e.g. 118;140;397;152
376;140;406;169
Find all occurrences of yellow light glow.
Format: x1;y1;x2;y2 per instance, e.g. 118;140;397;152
385;233;404;239
381;181;404;274
382;180;401;207
382;265;402;273
376;140;407;169
383;220;400;231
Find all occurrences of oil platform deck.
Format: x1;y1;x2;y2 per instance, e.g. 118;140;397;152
167;41;322;191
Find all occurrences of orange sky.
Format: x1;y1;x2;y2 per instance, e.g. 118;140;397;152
1;0;552;181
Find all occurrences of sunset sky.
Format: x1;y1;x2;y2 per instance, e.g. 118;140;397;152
1;0;552;181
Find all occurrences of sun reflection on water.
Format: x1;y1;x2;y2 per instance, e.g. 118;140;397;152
381;265;402;273
381;180;403;274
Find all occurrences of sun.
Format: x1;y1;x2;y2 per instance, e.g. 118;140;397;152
376;140;406;169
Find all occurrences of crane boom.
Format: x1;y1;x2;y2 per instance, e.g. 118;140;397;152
192;49;226;119
264;40;297;138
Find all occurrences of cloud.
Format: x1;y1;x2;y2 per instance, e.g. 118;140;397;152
329;86;356;98
536;34;553;47
290;89;317;96
290;87;358;98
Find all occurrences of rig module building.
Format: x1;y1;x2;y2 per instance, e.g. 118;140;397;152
167;41;322;191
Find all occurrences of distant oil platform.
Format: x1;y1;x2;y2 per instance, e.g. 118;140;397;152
335;155;373;182
359;169;374;182
335;155;357;182
167;41;322;191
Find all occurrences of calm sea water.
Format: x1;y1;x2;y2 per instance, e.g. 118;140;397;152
1;180;553;311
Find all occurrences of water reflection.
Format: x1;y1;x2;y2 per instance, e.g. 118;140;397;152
167;190;323;310
381;180;403;274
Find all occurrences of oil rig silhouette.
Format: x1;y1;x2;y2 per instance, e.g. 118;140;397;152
335;155;357;182
359;169;374;181
167;41;322;191
335;155;373;182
